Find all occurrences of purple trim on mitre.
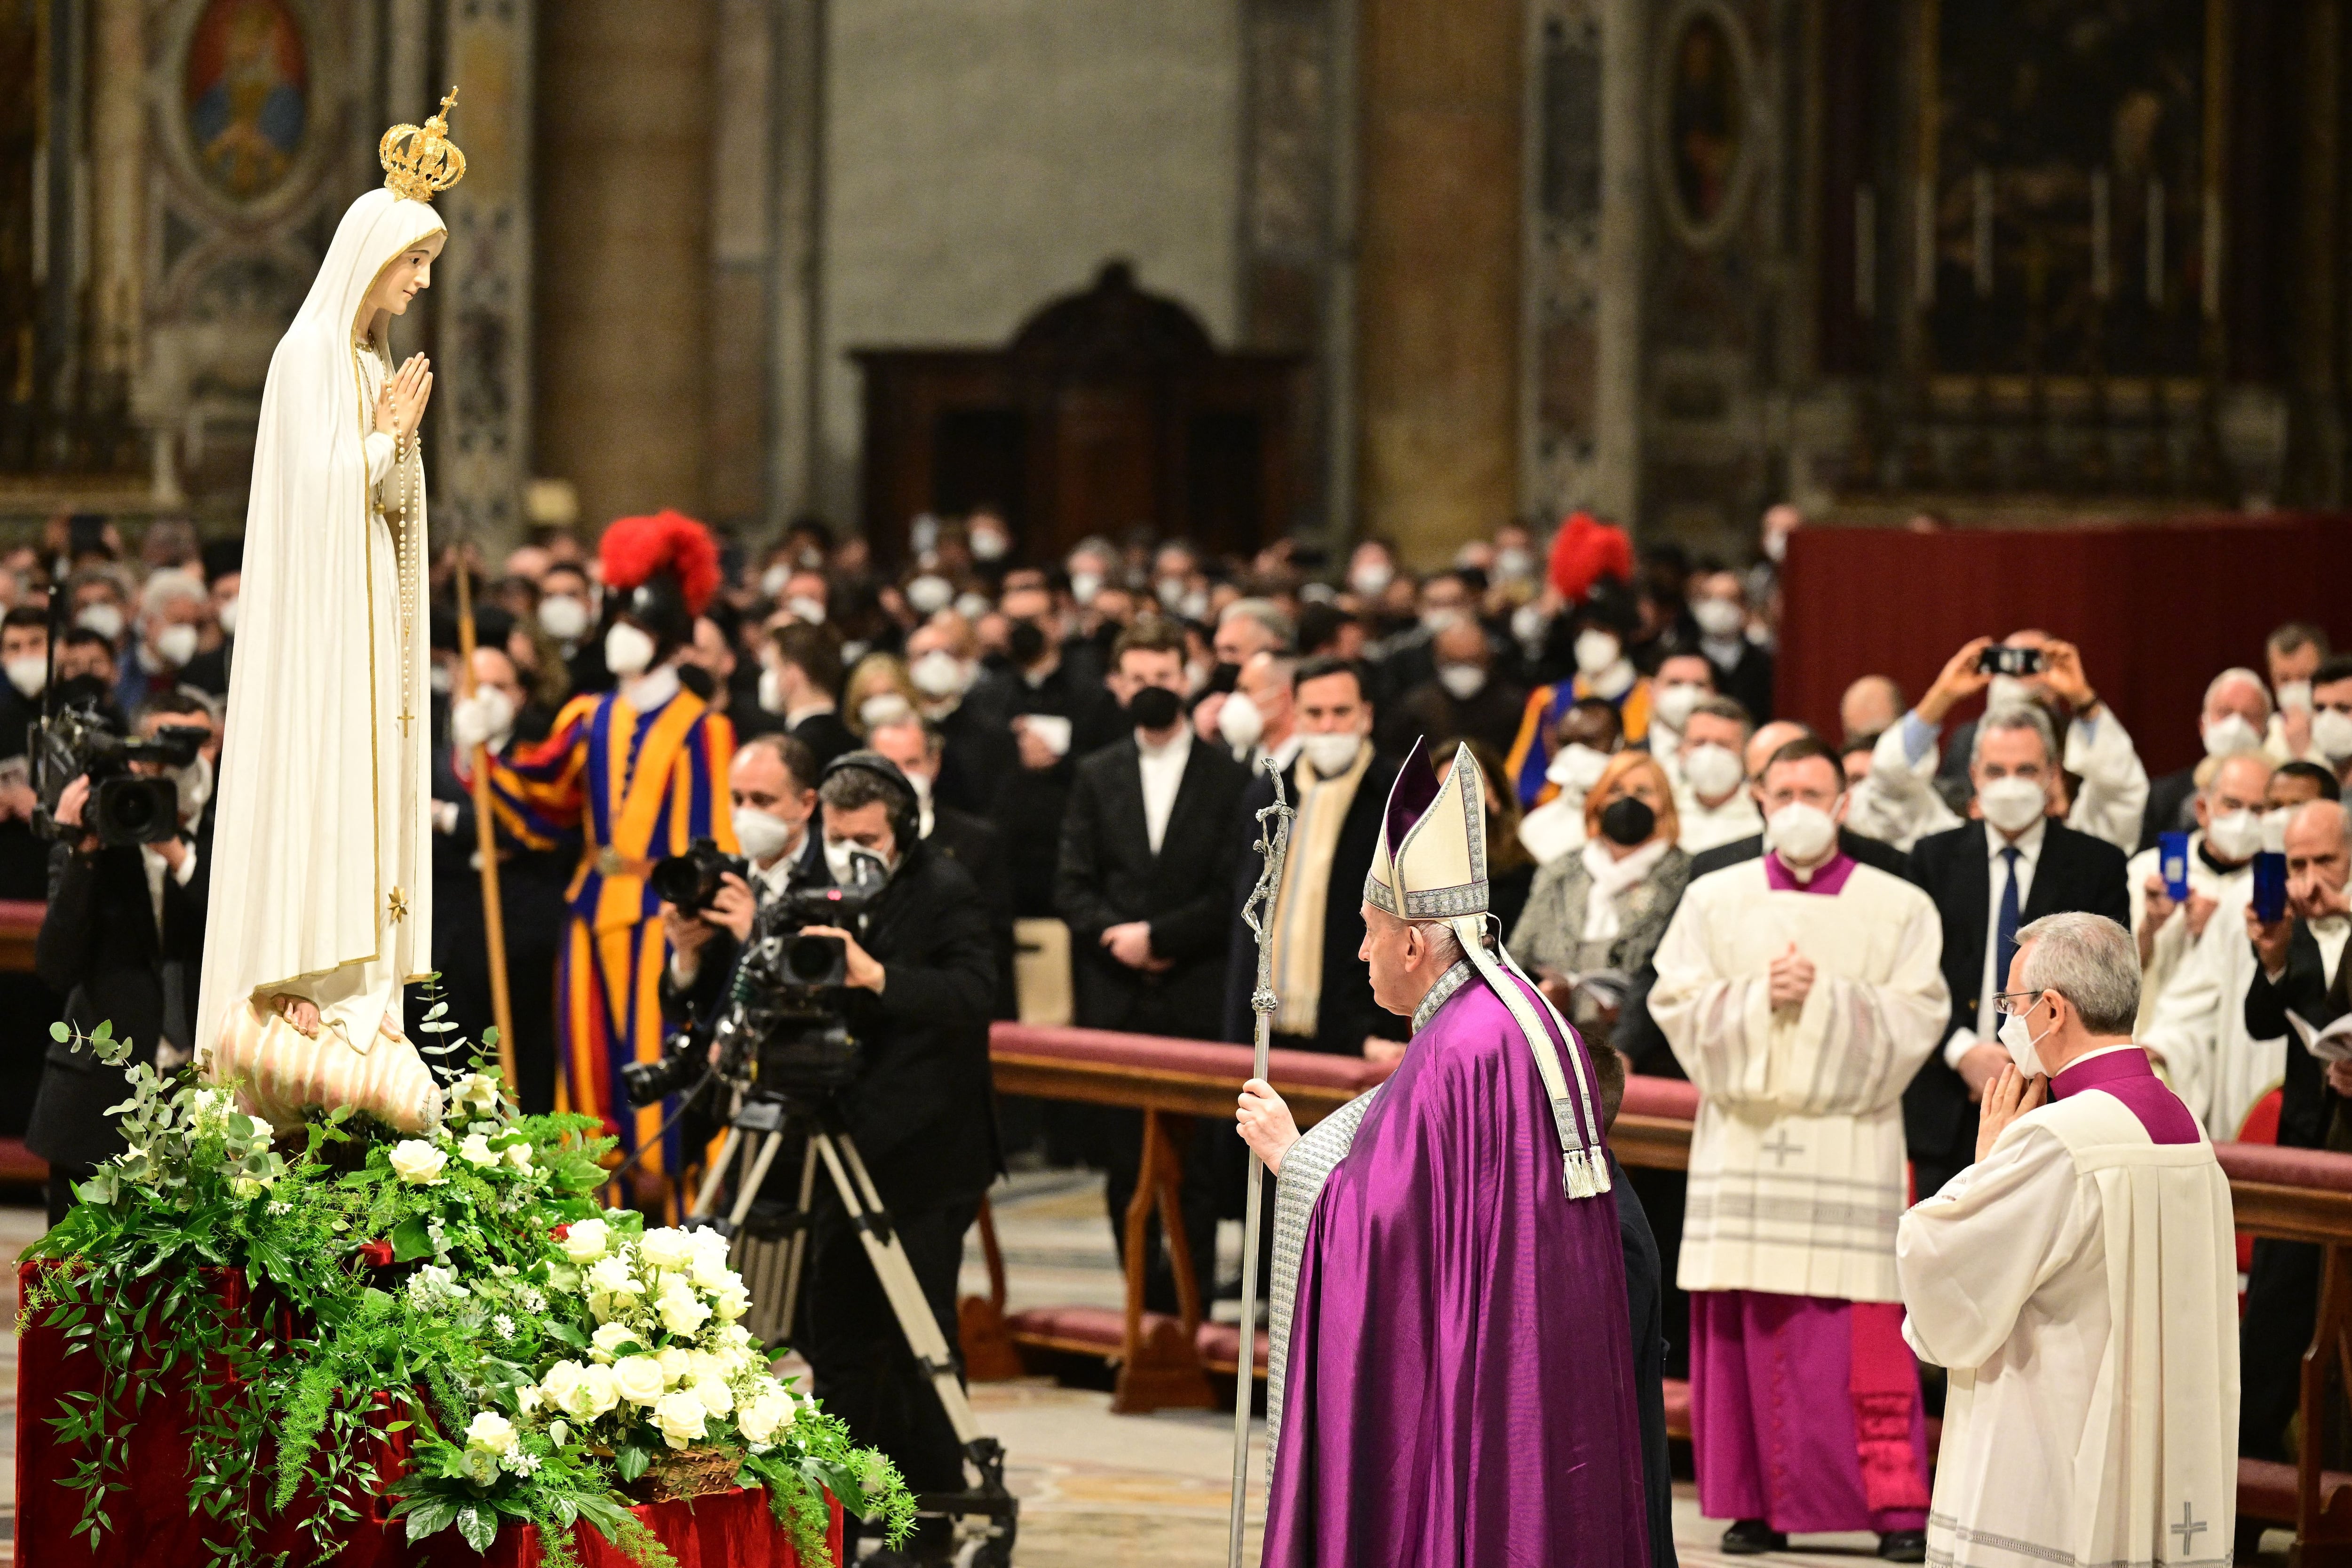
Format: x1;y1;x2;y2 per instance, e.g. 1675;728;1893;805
1384;736;1441;852
1762;849;1858;896
2050;1047;2200;1146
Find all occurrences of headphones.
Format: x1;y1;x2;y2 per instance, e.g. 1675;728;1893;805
820;749;922;858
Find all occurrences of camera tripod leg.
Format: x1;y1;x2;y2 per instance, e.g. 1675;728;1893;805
809;1129;983;1451
726;1130;789;1231
687;1126;743;1223
775;1138;821;1337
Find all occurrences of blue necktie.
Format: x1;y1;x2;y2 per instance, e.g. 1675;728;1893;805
1994;845;2022;994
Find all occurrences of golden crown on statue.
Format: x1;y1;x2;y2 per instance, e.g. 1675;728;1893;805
380;87;467;204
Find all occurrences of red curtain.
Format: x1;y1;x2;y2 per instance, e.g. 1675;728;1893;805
1774;515;2352;778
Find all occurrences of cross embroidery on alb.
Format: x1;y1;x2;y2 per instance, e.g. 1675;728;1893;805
2169;1501;2207;1559
1760;1130;1805;1168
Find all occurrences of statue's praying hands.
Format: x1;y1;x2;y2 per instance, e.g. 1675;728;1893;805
372;352;434;438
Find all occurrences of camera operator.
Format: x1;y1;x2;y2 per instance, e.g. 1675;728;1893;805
795;751;1000;1562
660;732;825;1044
29;691;217;1224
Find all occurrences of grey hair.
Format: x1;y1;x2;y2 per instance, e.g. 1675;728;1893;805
1220;597;1295;652
141;569;207;616
2204;666;2274;723
2199;747;2272;801
1971;701;2057;768
2012;912;2140;1035
1687;694;1753;737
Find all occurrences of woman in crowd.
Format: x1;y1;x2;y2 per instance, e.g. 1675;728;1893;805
843;650;922;736
1510;750;1690;1052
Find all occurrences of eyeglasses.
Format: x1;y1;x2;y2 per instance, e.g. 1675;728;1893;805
1991;988;2048;1018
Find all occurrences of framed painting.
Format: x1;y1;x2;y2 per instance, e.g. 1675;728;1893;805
1652;0;1756;250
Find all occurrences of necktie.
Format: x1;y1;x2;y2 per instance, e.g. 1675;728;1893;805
1994;845;2022;994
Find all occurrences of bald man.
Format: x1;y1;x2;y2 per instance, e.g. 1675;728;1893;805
1839;675;1906;745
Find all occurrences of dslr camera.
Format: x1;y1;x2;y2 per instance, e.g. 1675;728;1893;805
650;837;749;915
625;841;892;1106
32;705;206;848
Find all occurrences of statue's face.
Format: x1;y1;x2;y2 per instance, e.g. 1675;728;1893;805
366;234;445;320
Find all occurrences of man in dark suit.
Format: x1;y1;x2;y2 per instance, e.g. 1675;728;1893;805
2237;797;2352;1472
1905;704;2130;1199
1057;619;1248;1308
29;691;216;1223
993;581;1121;918
760;621;858;772
2137;667;2273;852
872;712;1015;1017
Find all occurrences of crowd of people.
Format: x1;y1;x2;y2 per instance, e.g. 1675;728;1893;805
6;496;2343;1558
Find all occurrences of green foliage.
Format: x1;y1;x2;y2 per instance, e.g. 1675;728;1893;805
26;1005;915;1567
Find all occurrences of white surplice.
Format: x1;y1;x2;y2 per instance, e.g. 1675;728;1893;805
2124;833;2245;1041
1898;1085;2236;1568
1673;786;1763;856
1649;857;1949;1301
2142;878;2274;1140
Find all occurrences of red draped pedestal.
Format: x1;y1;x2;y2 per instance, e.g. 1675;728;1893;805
16;1262;842;1567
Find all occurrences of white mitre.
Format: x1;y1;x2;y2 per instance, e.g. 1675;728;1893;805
1364;740;1611;1199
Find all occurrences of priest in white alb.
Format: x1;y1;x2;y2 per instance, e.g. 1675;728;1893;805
1898;912;2236;1568
1649;734;1949;1558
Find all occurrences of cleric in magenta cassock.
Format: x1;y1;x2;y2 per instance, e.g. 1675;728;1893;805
1253;740;1649;1568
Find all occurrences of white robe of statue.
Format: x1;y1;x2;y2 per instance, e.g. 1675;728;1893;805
1898;1080;2237;1568
194;187;438;1058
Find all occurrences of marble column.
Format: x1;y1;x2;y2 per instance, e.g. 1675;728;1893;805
88;0;142;382
1353;0;1523;566
1590;0;1646;525
533;0;716;533
437;0;534;550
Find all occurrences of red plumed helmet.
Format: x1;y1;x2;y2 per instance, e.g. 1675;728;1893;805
599;509;721;617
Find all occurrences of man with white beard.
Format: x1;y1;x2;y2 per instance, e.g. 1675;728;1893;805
2125;750;2270;1042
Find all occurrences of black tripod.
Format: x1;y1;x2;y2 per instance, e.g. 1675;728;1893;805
691;1089;1017;1568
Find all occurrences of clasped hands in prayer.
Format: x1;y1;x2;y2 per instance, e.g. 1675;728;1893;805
1766;942;1815;1009
1974;1063;2048;1161
372;354;434;439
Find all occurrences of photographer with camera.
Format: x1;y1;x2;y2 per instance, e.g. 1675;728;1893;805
29;690;218;1223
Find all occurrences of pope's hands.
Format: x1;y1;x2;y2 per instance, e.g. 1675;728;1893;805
1974;1063;2048;1162
373;354;433;439
1767;942;1815;1008
1235;1077;1300;1174
800;924;884;992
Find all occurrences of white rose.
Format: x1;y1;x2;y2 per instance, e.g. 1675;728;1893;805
515;1385;543;1415
655;1279;713;1338
244;1114;275;1143
504;1142;532;1172
638;1227;695;1271
576;1362;620;1417
735;1388;791;1446
708;1278;750;1324
558;1217;610;1264
688;1248;735;1291
458;1132;497;1167
654;1345;692;1386
691;1376;733;1417
588;1322;641;1364
612;1354;668;1407
539;1360;587;1412
455;1072;501;1113
465;1411;517;1455
584;1256;640;1298
388;1139;447;1185
653;1389;708;1450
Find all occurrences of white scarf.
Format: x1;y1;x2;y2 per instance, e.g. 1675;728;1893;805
1579;835;1670;943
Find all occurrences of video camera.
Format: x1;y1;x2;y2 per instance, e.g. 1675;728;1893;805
32;705;206;848
624;839;892;1107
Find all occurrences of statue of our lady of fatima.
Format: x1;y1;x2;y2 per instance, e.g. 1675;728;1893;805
191;95;465;1130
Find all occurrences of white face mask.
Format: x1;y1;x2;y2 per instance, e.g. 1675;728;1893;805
1681;741;1744;801
760;564;792;598
153;622;199;669
1299;731;1362;778
1998;999;2050;1078
909;648;968;699
1217;691;1264;751
429;661;453;695
1349;560;1394;597
1510;603;1548;647
1765;800;1838;865
971;529;1009;562
905;574;954;615
859;693;912;730
604;621;657;678
784;595;827;627
3;655;44;700
217;597;238;637
475;684;517;749
1436;662;1487;700
2204;807;2264;864
1068;570;1104;606
954;591;993;623
1691;597;1745;639
1494;546;1535;582
2277;679;2314;714
2201;711;2262;760
824;836;889;886
1977;774;2048;836
1547;742;1611;793
1762;529;1789;565
1653;681;1705;732
77;603;124;642
2314;707;2352;762
1573;629;1621;676
539;596;589;643
732;805;798;866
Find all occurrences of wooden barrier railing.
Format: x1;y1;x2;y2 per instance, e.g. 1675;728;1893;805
979;1022;2352;1556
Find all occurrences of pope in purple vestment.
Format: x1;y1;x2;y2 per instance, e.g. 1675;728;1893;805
1258;741;1650;1568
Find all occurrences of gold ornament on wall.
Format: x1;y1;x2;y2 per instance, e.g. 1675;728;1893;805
380;87;467;205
